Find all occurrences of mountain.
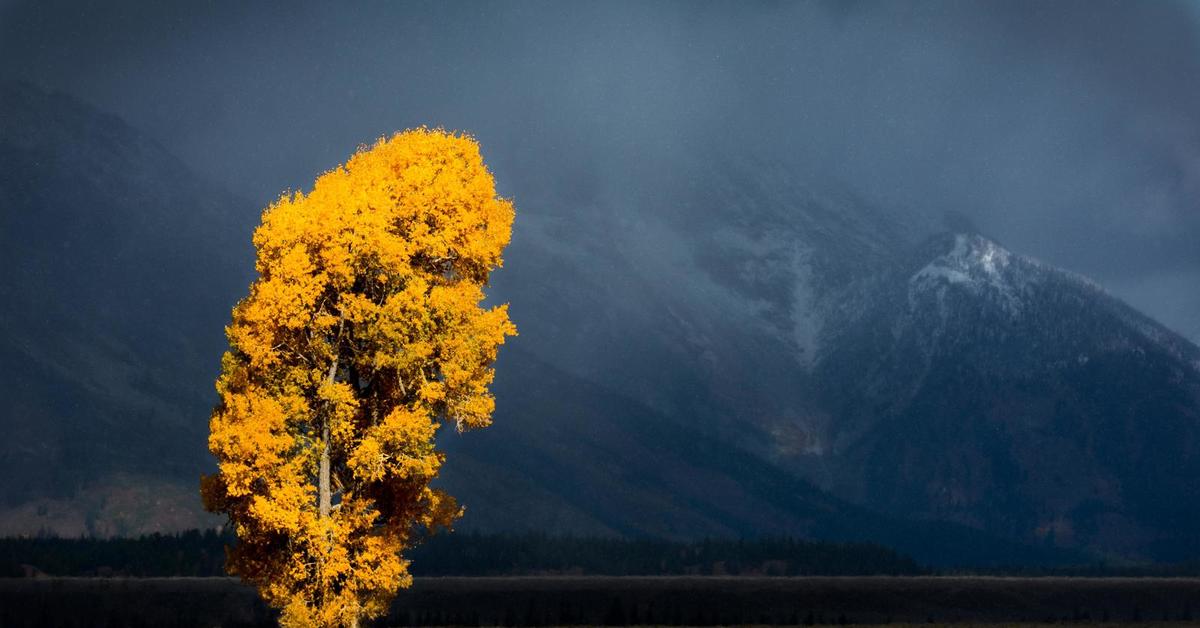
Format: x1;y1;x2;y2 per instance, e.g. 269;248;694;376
0;81;253;535
439;347;1088;568
5;83;1027;565
1;81;1197;565
482;155;1200;560
485;157;922;473
809;233;1200;561
0;82;914;550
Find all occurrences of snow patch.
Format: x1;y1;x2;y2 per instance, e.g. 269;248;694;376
790;256;822;369
908;234;1029;316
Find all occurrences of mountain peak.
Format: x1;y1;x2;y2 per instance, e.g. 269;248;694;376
908;233;1030;316
927;233;1013;276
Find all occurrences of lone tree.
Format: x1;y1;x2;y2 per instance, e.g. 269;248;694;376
201;129;516;627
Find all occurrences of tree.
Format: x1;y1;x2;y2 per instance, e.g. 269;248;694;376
201;128;516;627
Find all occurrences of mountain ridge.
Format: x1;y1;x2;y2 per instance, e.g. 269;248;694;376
2;81;1197;564
810;232;1200;560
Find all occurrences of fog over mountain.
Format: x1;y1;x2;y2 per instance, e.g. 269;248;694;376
2;1;1199;565
2;0;1199;342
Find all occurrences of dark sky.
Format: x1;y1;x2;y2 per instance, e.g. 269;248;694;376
2;0;1198;342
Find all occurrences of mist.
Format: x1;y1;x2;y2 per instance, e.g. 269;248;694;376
2;0;1198;340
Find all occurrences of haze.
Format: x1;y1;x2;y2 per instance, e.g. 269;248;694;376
2;0;1198;341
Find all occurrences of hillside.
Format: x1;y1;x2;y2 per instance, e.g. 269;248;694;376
0;81;253;534
1;81;1197;565
812;233;1200;560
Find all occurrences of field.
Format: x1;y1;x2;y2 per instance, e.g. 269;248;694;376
3;576;1200;627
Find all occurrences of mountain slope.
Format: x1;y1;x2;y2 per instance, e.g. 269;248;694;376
810;233;1200;560
2;82;1197;565
440;348;1083;567
0;85;1056;566
0;81;254;534
487;157;927;480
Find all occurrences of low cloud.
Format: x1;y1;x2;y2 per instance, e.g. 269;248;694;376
2;0;1197;336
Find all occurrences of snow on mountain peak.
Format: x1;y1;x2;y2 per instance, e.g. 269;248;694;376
908;234;1029;316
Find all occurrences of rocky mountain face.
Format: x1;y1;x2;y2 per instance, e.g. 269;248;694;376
2;82;1197;564
479;154;1200;561
811;233;1200;561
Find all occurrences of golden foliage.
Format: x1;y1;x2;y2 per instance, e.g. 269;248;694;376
201;128;516;627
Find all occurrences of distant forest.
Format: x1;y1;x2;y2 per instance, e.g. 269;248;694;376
0;530;925;577
5;531;1200;579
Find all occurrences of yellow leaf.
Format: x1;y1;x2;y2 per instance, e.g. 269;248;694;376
202;128;515;627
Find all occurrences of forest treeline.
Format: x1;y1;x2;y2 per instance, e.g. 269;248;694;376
0;530;925;577
6;530;1200;578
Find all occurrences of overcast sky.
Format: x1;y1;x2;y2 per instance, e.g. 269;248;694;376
2;0;1198;341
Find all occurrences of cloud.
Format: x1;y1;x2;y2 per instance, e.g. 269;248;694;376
2;0;1198;335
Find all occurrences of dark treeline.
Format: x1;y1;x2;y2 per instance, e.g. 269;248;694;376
409;532;924;576
0;530;924;577
1;529;229;578
8;530;1200;579
968;561;1200;578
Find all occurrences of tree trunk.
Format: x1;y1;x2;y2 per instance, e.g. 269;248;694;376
319;422;331;519
319;354;339;520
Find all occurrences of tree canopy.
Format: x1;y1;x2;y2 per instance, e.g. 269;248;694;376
201;128;516;627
